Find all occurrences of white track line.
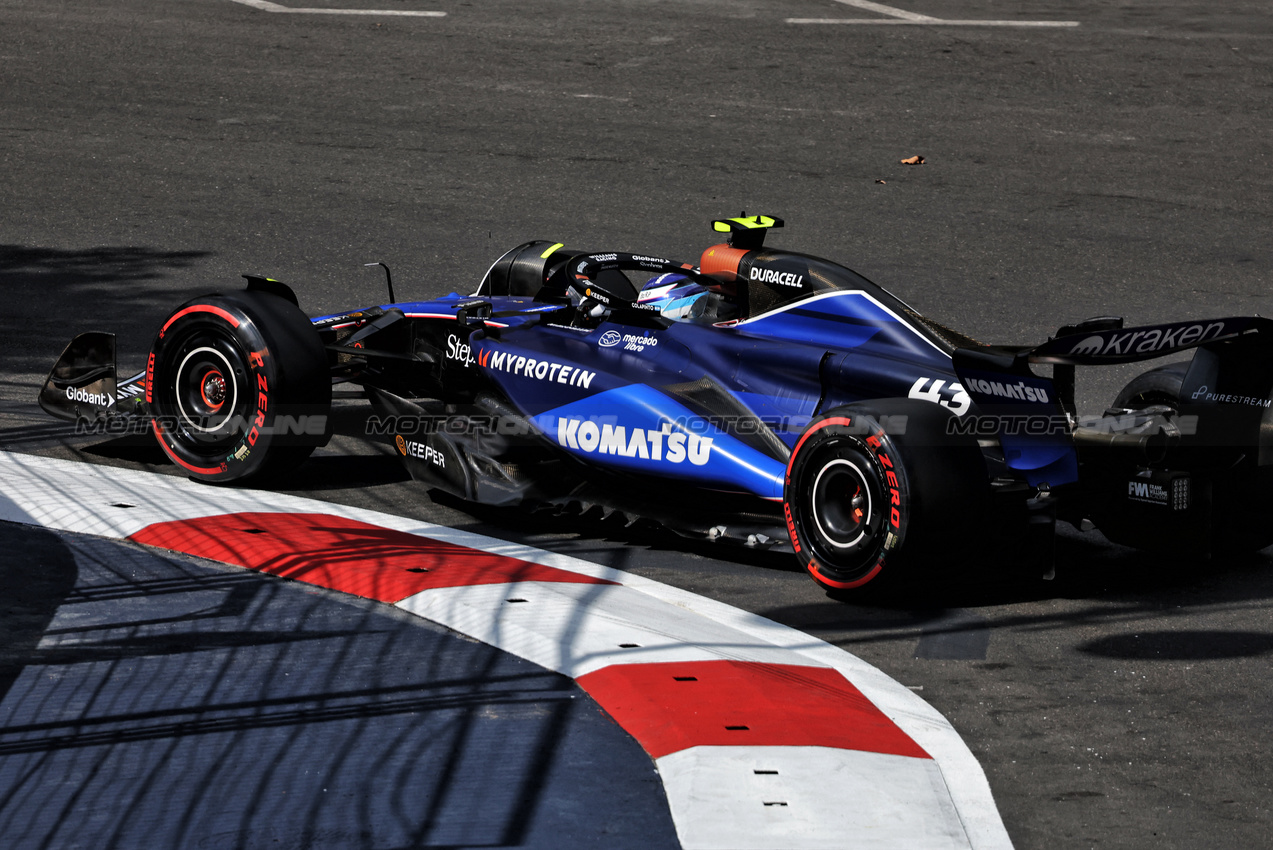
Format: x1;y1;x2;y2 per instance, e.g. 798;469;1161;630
790;0;1077;27
227;0;445;16
789;18;1079;26
0;451;1013;850
831;0;938;21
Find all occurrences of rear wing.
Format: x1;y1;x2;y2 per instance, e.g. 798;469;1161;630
1026;315;1273;366
952;315;1273;487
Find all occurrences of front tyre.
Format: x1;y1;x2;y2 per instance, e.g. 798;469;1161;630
784;400;990;595
147;290;331;483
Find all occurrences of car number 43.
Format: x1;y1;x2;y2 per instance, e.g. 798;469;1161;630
908;377;971;416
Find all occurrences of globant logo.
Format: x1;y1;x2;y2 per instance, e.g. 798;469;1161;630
65;386;113;407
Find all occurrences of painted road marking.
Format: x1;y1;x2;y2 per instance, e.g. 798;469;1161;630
227;0;446;16
790;0;1078;27
832;0;938;22
0;451;1014;850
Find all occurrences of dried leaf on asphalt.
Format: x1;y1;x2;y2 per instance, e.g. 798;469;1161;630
900;155;925;165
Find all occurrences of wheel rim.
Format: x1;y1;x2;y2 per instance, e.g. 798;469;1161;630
811;458;873;549
793;435;890;579
175;345;239;434
157;327;251;454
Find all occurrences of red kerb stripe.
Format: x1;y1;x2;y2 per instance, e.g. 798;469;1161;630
128;511;616;602
577;660;930;760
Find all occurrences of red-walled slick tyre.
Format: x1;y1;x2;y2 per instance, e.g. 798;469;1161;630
784;400;989;596
147;290;331;483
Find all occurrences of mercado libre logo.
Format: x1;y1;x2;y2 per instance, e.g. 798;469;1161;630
599;330;622;348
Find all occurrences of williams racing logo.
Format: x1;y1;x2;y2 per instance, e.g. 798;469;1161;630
556;418;713;466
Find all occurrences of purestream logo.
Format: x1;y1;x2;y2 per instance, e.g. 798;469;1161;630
1189;385;1271;408
556;418;713;465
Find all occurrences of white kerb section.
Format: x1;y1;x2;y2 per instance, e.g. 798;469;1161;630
0;451;1013;850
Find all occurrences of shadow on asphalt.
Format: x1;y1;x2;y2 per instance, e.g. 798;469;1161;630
0;524;678;849
0;526;78;708
0;244;210;376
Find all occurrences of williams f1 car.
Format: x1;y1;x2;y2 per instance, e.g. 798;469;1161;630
41;215;1273;594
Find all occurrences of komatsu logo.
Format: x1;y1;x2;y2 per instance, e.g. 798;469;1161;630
749;267;804;288
962;377;1050;404
556;419;713;466
65;386;113;407
1068;322;1227;356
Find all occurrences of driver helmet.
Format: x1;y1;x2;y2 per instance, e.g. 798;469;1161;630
636;273;710;320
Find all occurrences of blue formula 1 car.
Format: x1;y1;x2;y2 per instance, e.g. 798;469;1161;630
40;215;1273;594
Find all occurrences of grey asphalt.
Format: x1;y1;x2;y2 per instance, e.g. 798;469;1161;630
3;1;1273;847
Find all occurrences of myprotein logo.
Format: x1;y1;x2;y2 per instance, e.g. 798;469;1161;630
556;418;713;466
749;266;804;288
1067;321;1228;357
481;349;596;388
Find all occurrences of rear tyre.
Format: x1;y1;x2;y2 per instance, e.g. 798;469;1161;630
1111;360;1273;555
1112;361;1189;409
784;400;990;596
148;290;331;483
